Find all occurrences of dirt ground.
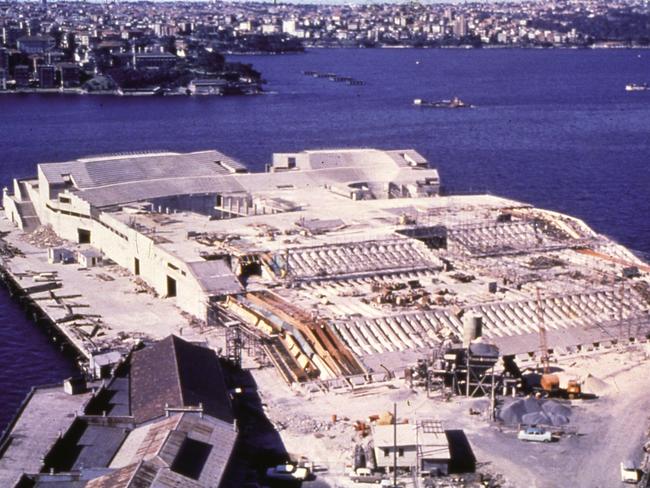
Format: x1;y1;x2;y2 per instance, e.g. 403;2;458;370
248;344;650;488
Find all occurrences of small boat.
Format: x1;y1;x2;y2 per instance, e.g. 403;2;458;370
625;83;648;92
413;96;472;108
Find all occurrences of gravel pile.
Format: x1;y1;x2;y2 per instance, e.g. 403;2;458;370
499;398;572;427
275;412;335;435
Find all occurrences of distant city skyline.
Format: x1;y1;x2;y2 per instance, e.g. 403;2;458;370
1;0;648;96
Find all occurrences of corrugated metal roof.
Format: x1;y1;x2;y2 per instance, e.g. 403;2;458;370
187;260;243;296
98;413;237;488
39;150;245;190
130;335;234;425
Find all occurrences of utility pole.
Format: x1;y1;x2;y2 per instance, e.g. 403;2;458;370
393;402;397;488
536;288;550;374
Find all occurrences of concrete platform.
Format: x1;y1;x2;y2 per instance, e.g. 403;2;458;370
0;385;91;485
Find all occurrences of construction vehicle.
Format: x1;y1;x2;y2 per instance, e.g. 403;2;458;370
538;373;582;399
534;289;581;399
566;379;581;399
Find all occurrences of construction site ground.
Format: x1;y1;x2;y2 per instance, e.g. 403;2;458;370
248;345;650;488
0;217;223;358
3;217;650;487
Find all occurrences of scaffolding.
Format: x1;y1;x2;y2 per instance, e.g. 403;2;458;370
431;345;500;399
210;303;269;368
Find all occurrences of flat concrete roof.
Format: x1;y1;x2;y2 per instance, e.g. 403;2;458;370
0;386;91;486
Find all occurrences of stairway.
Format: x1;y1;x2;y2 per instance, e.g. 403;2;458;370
14;201;40;233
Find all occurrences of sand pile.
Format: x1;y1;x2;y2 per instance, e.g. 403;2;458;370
499;398;572;426
581;374;610;396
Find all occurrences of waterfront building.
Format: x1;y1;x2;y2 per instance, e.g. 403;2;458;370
13;64;31;87
37;64;55;89
58;62;80;88
2;149;439;321
2;147;648;389
0;68;6;90
188;78;227;95
0;335;237;487
133;51;177;70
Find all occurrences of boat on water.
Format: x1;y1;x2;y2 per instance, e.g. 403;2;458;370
625;83;648;92
413;96;472;108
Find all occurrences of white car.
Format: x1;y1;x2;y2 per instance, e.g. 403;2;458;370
266;464;309;481
620;460;640;484
517;426;553;443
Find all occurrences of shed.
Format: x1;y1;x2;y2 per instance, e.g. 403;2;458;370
372;420;450;475
77;248;103;268
48;247;75;264
89;350;123;379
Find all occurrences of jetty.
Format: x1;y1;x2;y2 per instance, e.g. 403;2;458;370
1;147;650;488
0;147;648;385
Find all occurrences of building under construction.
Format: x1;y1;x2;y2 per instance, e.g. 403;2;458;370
4;147;650;386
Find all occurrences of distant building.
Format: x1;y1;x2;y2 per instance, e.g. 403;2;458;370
45;50;65;64
0;68;6;90
38;64;56;88
17;35;55;54
282;19;297;35
453;16;468;37
2;26;25;48
133;52;177;69
0;47;8;70
13;64;31;87
58;63;80;88
188;78;227;95
261;24;279;34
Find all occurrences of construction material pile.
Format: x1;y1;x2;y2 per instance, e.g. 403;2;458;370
499;397;571;427
581;374;610;396
23;225;64;248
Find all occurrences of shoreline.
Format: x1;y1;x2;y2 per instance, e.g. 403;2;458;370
0;89;262;97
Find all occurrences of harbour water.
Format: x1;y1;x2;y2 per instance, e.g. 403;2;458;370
0;48;649;429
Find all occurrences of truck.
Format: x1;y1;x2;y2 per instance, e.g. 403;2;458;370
620;460;641;484
517;426;553;443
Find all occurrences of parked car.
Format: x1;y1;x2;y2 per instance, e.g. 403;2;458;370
349;467;385;483
266;464;309;481
517;426;553;443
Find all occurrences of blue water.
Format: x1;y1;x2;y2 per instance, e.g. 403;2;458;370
0;298;77;431
0;48;649;428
